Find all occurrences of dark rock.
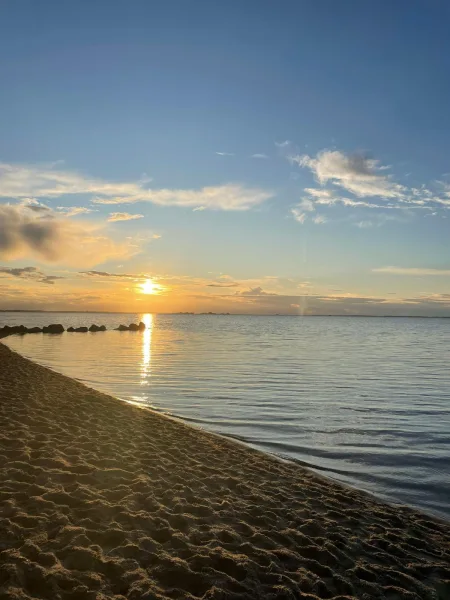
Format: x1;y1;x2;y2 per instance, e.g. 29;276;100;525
129;323;139;331
99;325;106;331
67;327;75;332
138;321;146;331
74;327;88;333
89;324;101;332
43;324;65;334
115;325;129;331
2;325;28;336
26;327;42;334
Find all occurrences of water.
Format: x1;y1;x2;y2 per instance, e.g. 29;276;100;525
2;312;450;521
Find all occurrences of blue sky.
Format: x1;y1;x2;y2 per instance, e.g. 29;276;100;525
1;0;450;314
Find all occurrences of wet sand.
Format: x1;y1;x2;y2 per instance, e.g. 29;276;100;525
0;342;449;600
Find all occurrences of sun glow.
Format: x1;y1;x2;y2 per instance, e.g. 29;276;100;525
140;279;160;295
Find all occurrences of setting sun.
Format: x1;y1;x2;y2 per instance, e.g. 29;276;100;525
140;279;160;295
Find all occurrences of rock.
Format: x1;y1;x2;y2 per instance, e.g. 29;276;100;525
26;327;42;334
43;324;65;334
138;321;146;331
74;327;88;333
116;325;129;331
1;325;28;336
129;323;139;331
89;324;101;332
99;325;106;331
67;327;75;332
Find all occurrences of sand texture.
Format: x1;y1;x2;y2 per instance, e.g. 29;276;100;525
0;343;449;600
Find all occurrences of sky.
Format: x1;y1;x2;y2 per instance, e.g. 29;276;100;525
1;0;450;315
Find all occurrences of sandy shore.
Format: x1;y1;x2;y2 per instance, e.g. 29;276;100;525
0;343;449;600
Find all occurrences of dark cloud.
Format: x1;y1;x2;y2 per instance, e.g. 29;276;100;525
207;282;239;288
79;270;146;279
26;205;52;213
0;204;135;265
0;206;61;260
0;266;64;285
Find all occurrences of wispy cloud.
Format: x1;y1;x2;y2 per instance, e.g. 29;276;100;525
291;208;308;224
93;184;272;210
57;206;94;217
0;162;272;211
107;212;144;222
206;282;239;288
373;266;450;276
251;153;268;159
215;152;234;156
0;266;64;285
79;270;149;280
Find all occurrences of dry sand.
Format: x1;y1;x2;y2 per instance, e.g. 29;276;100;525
0;342;449;600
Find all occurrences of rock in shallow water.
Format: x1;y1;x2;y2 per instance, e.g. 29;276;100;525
42;324;65;334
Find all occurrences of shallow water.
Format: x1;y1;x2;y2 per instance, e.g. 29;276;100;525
2;312;450;520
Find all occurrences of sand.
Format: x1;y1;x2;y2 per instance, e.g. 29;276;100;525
0;343;449;600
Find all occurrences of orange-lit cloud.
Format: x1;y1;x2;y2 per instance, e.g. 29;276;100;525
0;205;138;266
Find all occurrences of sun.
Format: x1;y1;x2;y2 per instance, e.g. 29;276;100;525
141;279;159;295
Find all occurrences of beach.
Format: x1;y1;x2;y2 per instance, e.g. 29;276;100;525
0;342;449;600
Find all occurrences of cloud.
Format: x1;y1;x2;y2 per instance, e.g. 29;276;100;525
57;206;94;217
356;220;374;229
215;152;234;156
21;198;52;212
0;162;272;211
238;286;276;296
251;154;268;159
107;212;144;222
275;140;292;151
92;184;271;211
291;208;308;224
373;266;450;276
312;215;327;224
0;266;64;285
0;204;137;266
206;282;239;288
79;270;148;280
292;150;405;198
287;148;450;227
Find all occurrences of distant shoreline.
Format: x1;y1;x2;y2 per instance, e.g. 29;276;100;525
1;310;450;318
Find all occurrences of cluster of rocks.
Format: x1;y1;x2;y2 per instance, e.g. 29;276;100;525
115;322;146;331
0;321;146;339
67;325;107;333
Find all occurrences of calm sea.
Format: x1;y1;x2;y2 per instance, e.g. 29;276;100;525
2;312;449;521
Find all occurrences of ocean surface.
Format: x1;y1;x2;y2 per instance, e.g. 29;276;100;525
2;312;450;521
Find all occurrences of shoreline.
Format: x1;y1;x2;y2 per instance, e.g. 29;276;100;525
4;332;449;523
1;342;449;599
